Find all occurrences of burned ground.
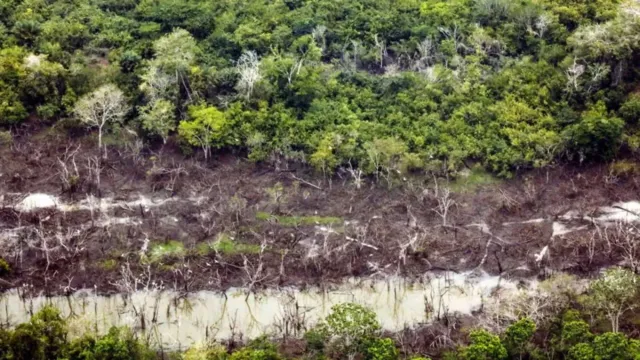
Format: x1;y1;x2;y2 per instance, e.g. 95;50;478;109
1;127;639;296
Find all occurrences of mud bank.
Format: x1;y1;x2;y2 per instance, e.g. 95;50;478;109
0;272;523;348
2;130;640;295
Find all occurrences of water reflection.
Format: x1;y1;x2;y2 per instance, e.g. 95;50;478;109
0;272;520;349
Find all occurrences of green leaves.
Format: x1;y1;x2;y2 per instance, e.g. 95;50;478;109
178;104;237;158
140;99;176;143
461;330;508;360
320;303;381;356
564;101;625;161
582;267;639;333
504;318;536;358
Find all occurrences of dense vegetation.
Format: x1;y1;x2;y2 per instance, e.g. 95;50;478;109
2;268;640;359
2;0;640;177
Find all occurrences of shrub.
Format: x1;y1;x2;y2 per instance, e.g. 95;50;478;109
620;94;640;123
0;258;10;276
320;303;381;356
564;101;625;161
365;338;398;360
503;318;536;358
461;330;508;360
0;130;12;147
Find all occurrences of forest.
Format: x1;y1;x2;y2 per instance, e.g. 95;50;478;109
0;0;639;177
3;0;640;359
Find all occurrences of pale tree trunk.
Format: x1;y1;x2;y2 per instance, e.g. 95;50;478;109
98;125;104;159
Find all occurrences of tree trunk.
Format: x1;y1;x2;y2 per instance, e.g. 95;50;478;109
98;126;105;159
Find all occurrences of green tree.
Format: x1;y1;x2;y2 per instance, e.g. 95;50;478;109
73;84;129;157
568;343;595;360
140;99;176;143
461;330;508;360
562;320;593;350
583;267;639;333
366;338;399;360
320;303;381;357
503;318;536;359
9;306;68;360
178;104;237;159
92;327;154;360
592;332;631;360
620;94;640;124
564;101;624;161
0;83;27;125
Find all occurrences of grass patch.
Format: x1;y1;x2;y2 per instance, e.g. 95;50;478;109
98;259;118;270
197;234;261;256
449;166;500;193
256;212;343;227
610;160;640;177
147;240;185;263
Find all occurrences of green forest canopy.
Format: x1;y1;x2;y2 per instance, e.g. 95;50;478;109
2;0;640;177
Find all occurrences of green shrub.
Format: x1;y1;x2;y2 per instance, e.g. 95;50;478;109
229;337;281;360
320;303;381;356
620;94;640;123
0;258;10;276
0;130;12;147
365;338;398;360
303;328;328;355
461;330;508;360
564;101;625;161
609;160;640;177
503;318;536;358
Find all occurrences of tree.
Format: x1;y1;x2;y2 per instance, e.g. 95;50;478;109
8;306;67;360
0;83;27;125
592;332;631;360
503;318;536;360
366;338;399;360
461;330;508;360
584;267;639;333
29;307;68;360
568;343;595;360
236;50;262;100
149;28;198;100
564;101;624;161
140;99;176;143
320;303;381;357
152;28;198;75
73;84;129;157
178;104;236;159
620;94;640;124
562;320;593;349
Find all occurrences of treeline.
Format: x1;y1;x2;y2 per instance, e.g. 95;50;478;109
1;0;640;177
3;268;640;359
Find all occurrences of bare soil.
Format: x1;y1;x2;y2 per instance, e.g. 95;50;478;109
1;125;638;295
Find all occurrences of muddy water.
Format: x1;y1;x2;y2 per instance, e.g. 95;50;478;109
0;272;521;349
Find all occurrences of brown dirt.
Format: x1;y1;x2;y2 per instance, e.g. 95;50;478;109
1;125;639;296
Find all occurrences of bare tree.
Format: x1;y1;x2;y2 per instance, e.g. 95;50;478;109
439;25;469;55
565;58;585;94
312;25;327;53
374;34;387;68
345;161;364;189
74;84;129;158
236;51;262;99
432;181;455;226
57;144;81;192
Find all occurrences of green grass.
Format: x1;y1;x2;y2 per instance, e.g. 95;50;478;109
449;166;500;193
98;259;118;270
147;240;185;263
197;234;261;255
256;212;343;227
